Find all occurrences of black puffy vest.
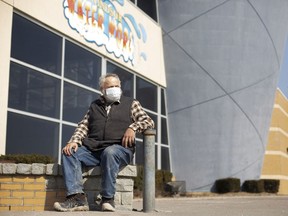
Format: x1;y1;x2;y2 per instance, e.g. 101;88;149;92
82;96;134;151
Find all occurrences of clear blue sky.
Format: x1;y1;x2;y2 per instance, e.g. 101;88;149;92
279;38;288;98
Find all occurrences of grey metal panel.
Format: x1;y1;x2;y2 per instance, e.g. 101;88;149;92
249;0;288;63
169;95;264;191
230;75;278;147
159;0;288;191
163;35;226;114
158;0;227;33
168;0;278;93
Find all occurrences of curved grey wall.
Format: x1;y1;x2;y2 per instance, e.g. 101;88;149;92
158;0;288;191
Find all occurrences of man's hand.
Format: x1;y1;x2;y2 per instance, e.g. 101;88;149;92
62;142;78;156
122;128;135;148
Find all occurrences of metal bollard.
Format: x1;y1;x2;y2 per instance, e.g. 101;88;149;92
142;129;156;213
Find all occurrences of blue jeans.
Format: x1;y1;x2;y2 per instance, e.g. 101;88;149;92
62;144;133;198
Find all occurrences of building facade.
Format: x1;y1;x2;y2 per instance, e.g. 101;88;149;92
158;0;288;192
2;0;288;195
0;0;171;171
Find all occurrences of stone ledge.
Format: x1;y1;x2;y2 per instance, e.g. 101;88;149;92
0;163;137;177
82;165;137;177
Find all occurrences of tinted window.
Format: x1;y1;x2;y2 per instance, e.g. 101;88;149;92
62;124;76;147
9;62;61;118
63;82;99;123
135;140;143;165
107;62;134;97
161;88;166;115
136;77;157;112
65;41;101;89
137;0;158;22
135;141;158;169
6;112;59;161
161;117;168;145
11;14;62;75
161;147;170;171
8;13;169;170
155;145;158;170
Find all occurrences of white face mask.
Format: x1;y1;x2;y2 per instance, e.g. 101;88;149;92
104;87;122;102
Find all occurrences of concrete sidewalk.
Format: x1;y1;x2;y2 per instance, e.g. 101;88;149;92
1;195;288;216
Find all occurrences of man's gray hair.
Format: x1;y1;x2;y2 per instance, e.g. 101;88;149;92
99;73;121;90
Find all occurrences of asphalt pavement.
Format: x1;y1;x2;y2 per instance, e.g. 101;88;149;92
1;195;288;216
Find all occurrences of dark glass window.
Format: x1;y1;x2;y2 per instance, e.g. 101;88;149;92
11;13;62;75
135;141;158;169
62;124;76;147
6;112;59;161
63;82;99;123
9;62;61;118
161;88;166;115
155;145;158;170
137;0;158;22
161;147;170;171
8;13;169;169
135;140;143;165
161;117;168;145
65;41;101;89
136;111;157;142
107;62;134;97
136;77;157;112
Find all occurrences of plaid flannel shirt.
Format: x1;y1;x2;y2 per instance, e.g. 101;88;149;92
67;99;155;145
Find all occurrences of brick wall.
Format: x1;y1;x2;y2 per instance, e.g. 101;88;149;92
261;89;288;194
0;163;136;211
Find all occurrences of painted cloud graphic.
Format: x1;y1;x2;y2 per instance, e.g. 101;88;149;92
63;0;147;65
